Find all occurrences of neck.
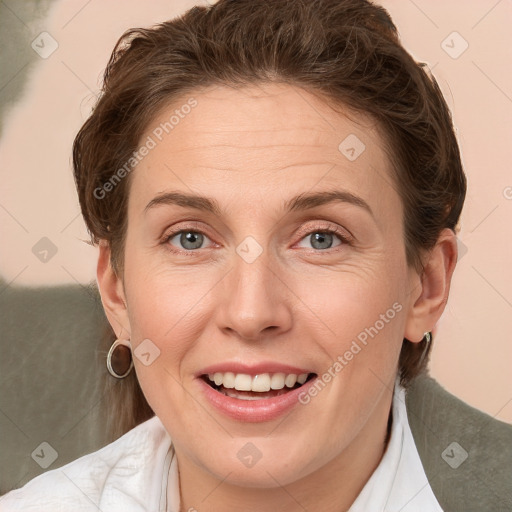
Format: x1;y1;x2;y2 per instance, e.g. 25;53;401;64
176;388;393;512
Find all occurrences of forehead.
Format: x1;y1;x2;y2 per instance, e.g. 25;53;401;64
129;83;400;222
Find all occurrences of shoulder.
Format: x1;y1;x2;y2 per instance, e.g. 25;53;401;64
0;415;171;511
405;374;512;511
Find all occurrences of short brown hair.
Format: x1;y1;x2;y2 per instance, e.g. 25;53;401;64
73;0;466;439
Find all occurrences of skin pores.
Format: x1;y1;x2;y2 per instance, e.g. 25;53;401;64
100;83;432;510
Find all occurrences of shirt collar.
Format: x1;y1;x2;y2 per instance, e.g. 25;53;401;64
348;377;443;511
162;378;443;511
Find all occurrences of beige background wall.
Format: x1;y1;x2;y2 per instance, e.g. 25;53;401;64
0;0;511;422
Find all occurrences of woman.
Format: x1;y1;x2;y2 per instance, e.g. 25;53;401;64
2;0;511;510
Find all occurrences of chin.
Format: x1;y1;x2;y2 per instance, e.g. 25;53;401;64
188;436;323;489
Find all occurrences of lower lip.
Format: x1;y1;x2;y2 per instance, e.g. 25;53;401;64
197;376;318;422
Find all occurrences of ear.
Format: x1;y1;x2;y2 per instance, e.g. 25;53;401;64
96;240;131;339
404;228;458;343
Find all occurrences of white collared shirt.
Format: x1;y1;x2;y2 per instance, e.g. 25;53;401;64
0;382;443;511
347;383;443;511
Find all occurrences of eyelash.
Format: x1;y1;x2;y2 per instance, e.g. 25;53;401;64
161;223;353;255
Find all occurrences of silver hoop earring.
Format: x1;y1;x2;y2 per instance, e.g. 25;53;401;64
417;331;433;368
107;339;133;378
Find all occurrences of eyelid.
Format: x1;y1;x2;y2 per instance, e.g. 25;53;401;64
161;221;216;247
293;221;354;245
161;220;353;253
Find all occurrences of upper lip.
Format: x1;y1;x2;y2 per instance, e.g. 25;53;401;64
196;361;315;378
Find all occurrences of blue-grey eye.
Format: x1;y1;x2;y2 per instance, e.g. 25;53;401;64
310;232;334;250
296;231;342;250
169;231;205;250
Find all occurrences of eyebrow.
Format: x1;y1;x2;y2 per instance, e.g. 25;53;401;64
143;190;373;217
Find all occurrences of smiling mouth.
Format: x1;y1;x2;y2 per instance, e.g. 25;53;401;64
201;372;317;401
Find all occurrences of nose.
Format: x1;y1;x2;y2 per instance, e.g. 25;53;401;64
215;246;293;343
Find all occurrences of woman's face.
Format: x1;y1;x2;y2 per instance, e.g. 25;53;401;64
111;83;424;487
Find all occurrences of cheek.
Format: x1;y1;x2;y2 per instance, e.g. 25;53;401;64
125;268;210;356
321;299;403;384
295;257;406;342
122;247;232;409
294;266;408;403
123;228;208;331
123;266;213;418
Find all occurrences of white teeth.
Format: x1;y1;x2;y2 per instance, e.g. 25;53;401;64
222;372;236;389
252;374;271;392
234;374;252;391
270;373;285;390
285;374;297;388
205;371;311;392
297;373;308;385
